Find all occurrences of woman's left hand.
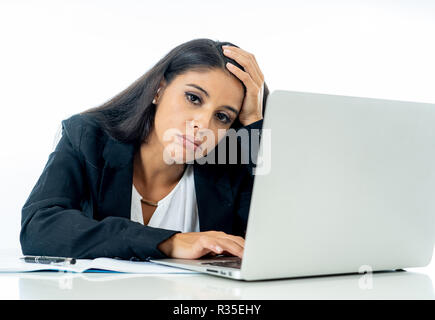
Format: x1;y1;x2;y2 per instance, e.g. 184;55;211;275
222;45;265;126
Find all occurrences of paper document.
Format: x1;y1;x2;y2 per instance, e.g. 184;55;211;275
0;256;199;274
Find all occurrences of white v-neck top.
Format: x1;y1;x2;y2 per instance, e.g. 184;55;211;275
130;164;200;233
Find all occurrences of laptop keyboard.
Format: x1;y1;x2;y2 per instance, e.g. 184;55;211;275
201;259;242;269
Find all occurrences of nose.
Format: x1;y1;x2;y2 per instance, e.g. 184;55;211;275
186;107;218;142
188;112;210;132
187;119;202;138
186;113;209;144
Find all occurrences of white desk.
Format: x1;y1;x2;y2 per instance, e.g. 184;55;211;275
1;248;433;299
0;269;433;300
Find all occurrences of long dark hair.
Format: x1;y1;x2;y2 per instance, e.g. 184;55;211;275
80;38;270;149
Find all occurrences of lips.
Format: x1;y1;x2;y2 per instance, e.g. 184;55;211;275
178;134;202;150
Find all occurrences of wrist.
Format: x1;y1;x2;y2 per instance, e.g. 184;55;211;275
157;234;176;257
240;115;263;127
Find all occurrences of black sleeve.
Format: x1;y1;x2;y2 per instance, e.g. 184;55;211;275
232;119;264;237
20;121;180;261
238;119;263;174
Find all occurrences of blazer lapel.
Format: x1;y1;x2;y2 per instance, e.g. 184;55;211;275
97;137;135;221
193;163;235;234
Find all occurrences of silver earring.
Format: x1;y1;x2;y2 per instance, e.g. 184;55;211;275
153;88;161;104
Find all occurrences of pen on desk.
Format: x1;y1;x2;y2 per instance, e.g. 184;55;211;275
20;256;77;265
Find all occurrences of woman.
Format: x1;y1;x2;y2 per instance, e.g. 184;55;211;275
20;38;270;261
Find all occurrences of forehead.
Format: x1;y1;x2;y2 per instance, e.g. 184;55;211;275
173;69;244;105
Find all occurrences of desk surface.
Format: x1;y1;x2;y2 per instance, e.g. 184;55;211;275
0;269;433;299
1;248;433;299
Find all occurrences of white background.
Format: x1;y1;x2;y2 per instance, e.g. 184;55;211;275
0;0;434;282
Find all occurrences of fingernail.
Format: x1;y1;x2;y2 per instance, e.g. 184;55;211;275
215;246;223;253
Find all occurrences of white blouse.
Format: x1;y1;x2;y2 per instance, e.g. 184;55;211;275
130;164;200;233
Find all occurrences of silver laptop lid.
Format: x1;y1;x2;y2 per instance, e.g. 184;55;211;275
242;90;435;280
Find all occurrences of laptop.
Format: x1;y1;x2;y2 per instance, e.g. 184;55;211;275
150;90;435;281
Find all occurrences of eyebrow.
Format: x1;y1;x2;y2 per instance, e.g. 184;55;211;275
186;83;239;116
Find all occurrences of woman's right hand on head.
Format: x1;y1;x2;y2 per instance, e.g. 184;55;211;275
157;231;245;259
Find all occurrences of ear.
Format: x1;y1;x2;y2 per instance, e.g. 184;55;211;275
154;79;167;102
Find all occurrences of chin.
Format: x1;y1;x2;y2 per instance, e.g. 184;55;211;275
163;144;206;165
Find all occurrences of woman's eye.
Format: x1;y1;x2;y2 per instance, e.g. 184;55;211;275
185;92;231;124
185;92;201;105
216;112;231;124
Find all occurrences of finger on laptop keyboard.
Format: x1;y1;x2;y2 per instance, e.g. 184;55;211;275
218;234;245;249
208;231;245;249
214;238;244;258
203;251;218;257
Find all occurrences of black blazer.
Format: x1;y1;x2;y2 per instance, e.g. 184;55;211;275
20;113;263;261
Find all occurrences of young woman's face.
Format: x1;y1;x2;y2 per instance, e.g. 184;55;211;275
152;68;244;164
